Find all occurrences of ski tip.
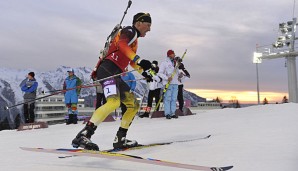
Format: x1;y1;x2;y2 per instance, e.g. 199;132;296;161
210;165;233;171
206;135;211;138
221;165;234;170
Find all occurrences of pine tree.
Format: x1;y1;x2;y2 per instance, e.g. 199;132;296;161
215;97;222;103
282;96;288;103
235;100;241;108
229;96;240;108
263;98;268;105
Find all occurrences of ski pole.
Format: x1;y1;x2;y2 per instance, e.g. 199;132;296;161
123;78;145;83
137;88;148;117
46;69;138;94
4;70;136;110
4;91;63;110
42;89;62;94
154;49;187;112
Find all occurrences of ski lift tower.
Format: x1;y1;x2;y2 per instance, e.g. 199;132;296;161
253;18;298;103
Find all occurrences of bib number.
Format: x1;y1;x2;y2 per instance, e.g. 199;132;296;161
102;79;117;97
111;53;119;61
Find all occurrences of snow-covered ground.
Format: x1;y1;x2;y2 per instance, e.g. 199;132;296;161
1;103;298;171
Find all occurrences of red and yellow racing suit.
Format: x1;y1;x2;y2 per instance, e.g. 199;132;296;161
90;26;142;129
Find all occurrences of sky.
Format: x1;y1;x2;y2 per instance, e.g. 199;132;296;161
1;0;297;103
1;103;298;171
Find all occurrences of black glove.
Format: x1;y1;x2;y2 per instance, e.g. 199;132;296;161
183;69;190;78
142;71;153;82
137;59;152;71
178;63;185;70
175;57;182;63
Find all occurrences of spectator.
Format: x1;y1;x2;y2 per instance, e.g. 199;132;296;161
139;60;162;118
158;50;179;119
21;72;38;123
176;57;190;112
63;68;82;124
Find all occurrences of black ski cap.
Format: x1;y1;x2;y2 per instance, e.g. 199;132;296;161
152;60;158;65
133;12;151;24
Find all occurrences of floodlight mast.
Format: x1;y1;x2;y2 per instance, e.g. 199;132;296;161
285;18;297;103
253;46;262;105
254;18;298;103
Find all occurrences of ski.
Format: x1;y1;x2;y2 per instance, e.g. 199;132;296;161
58;135;211;158
107;134;211;152
20;147;233;171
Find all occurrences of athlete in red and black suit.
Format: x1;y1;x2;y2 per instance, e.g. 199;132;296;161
72;12;153;150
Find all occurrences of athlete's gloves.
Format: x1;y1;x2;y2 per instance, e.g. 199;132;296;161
142;70;162;83
138;59;154;82
137;59;152;71
142;72;153;82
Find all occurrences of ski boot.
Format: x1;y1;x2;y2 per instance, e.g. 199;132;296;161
113;127;138;149
139;112;149;118
73;114;78;124
66;114;73;125
139;107;150;118
171;114;178;119
72;121;99;151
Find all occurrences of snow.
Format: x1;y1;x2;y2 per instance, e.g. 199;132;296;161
1;103;298;171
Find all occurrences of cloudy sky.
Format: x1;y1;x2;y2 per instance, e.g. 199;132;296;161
1;0;297;103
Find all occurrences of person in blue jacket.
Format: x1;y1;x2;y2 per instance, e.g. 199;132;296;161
120;68;136;116
21;72;38;123
63;68;82;124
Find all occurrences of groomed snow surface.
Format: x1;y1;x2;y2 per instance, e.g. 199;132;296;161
1;103;297;171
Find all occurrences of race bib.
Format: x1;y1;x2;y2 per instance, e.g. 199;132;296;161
102;79;117;97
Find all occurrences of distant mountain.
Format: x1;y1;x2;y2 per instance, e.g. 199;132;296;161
0;66;205;129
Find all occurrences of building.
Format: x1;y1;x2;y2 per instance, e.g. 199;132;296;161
195;102;222;110
34;95;94;124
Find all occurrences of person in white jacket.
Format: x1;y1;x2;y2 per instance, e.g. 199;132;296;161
139;61;162;118
158;50;179;119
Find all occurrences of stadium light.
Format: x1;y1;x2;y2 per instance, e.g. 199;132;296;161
254;18;298;103
253;52;262;64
